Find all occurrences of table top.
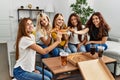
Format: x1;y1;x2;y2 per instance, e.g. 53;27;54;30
42;52;116;75
68;52;117;65
42;57;78;74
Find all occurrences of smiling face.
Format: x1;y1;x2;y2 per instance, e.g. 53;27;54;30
92;15;100;27
55;15;64;28
40;16;49;27
70;16;78;27
26;20;34;34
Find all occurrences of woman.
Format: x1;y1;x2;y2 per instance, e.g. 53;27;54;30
13;18;62;80
69;12;110;52
36;13;59;58
67;13;87;53
51;13;71;53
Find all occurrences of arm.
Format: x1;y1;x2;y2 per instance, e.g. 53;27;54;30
63;34;69;48
40;37;51;46
70;28;89;35
29;32;62;54
50;27;70;34
87;36;108;44
40;31;51;46
77;34;88;50
29;40;60;54
80;34;88;45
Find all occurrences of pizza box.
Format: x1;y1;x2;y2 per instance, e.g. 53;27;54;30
78;59;115;80
67;53;97;66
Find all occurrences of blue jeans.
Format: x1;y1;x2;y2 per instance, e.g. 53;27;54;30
38;44;59;58
68;43;86;53
58;47;71;53
85;43;108;52
13;66;52;80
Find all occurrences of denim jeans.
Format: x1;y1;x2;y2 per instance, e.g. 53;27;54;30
38;44;59;58
85;43;108;52
58;47;71;53
13;66;52;80
68;43;86;53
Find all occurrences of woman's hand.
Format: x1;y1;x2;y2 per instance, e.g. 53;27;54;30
50;28;59;33
69;28;75;33
77;43;82;51
64;44;68;49
47;31;51;38
33;70;40;74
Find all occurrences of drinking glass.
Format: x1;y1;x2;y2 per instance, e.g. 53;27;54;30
98;46;104;58
90;44;96;55
60;52;68;66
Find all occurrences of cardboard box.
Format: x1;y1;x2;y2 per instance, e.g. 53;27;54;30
67;53;96;66
78;59;115;80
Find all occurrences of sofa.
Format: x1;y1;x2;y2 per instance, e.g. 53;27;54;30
103;36;120;76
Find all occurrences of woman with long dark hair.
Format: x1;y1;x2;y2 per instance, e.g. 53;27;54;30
69;12;110;52
67;13;87;53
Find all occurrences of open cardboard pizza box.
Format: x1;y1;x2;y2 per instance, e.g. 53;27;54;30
78;59;115;80
67;53;97;66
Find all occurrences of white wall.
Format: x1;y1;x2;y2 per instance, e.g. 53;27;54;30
0;0;93;40
9;0;55;41
94;0;120;37
6;0;76;40
2;0;119;41
0;0;12;41
54;0;94;23
54;0;74;23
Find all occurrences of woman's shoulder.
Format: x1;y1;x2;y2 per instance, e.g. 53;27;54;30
21;34;35;41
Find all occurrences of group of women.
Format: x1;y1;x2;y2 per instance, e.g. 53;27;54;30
13;12;110;80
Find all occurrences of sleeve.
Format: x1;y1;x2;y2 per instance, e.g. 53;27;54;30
20;37;35;49
51;32;57;40
103;29;108;37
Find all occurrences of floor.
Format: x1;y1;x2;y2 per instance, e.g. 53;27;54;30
0;43;11;80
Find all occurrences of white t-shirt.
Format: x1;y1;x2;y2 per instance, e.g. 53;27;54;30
14;34;36;72
36;31;48;45
69;25;85;44
69;27;80;44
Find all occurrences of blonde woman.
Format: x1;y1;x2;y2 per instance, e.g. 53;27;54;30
36;13;60;58
51;13;71;53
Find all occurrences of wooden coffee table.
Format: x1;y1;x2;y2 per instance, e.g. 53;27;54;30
42;52;117;80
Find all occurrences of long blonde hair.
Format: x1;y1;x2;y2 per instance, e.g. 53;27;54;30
36;13;52;34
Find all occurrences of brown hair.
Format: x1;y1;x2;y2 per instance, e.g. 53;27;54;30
15;18;32;60
86;12;110;38
52;13;63;28
67;13;83;42
52;13;67;41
